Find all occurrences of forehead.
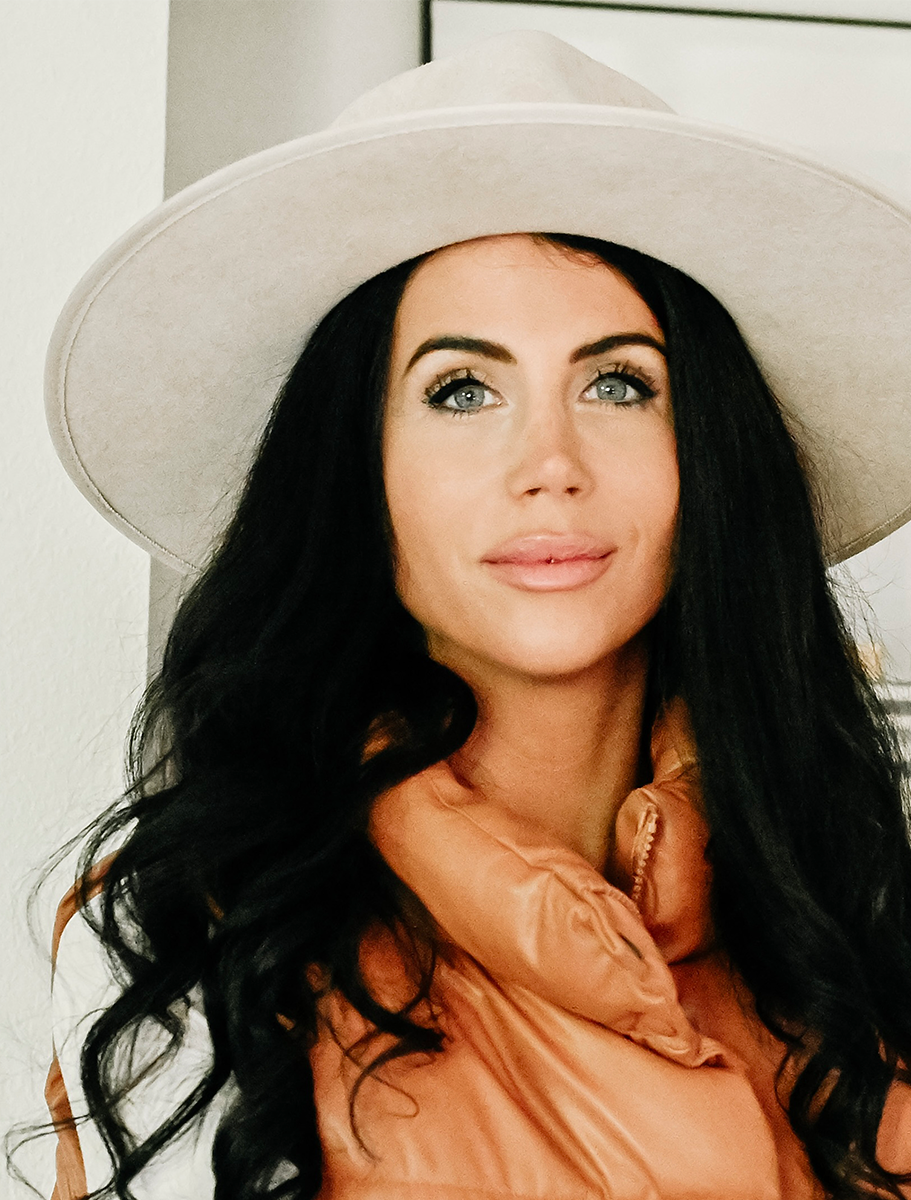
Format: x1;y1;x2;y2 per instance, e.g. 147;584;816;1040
393;233;661;342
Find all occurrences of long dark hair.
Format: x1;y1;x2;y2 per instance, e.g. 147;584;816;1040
63;234;911;1200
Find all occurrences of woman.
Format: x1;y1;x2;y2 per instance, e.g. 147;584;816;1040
43;30;911;1200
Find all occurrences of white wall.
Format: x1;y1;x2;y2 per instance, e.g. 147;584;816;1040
165;0;424;194
2;3;422;1194
0;2;168;1193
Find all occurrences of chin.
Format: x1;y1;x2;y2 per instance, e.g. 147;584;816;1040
509;651;631;681
424;606;657;684
474;631;647;682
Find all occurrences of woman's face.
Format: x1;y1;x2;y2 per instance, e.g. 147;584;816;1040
383;233;678;681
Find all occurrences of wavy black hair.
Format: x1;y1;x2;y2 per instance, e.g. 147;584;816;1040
55;234;911;1199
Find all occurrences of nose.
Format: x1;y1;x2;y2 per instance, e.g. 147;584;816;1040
505;398;594;499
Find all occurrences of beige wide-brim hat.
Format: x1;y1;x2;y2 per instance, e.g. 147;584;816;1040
47;30;911;573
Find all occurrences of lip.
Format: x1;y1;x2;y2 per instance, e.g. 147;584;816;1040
481;533;615;593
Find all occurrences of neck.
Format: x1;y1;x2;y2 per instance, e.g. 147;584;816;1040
439;639;649;871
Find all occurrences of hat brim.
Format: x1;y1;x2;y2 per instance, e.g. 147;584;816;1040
46;103;911;571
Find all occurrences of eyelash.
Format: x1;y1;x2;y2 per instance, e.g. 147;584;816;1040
422;362;658;415
585;362;658;406
423;369;494;417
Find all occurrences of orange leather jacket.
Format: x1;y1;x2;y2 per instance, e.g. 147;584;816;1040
48;704;911;1199
314;703;911;1200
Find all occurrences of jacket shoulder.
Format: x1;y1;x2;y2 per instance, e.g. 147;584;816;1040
48;860;221;1200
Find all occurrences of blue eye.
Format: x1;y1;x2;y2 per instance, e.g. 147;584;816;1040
587;371;655;407
425;375;494;415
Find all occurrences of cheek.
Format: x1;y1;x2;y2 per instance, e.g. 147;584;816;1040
610;420;678;519
606;427;679;594
645;443;680;563
383;433;470;616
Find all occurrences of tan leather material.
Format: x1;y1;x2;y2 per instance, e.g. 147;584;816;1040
334;704;911;1200
608;698;713;963
51;855;114;966
880;1077;911;1175
46;1053;87;1200
46;859;113;1200
370;760;725;1070
312;951;783;1200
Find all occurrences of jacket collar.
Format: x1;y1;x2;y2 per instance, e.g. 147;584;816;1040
369;701;729;1071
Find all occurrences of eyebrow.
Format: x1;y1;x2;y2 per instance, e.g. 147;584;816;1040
403;332;666;374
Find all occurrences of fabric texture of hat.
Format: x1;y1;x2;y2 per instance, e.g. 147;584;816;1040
46;30;911;572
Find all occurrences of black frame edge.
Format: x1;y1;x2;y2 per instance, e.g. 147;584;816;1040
421;0;433;61
439;0;911;32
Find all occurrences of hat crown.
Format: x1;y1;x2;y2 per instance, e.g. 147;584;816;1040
331;30;673;129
